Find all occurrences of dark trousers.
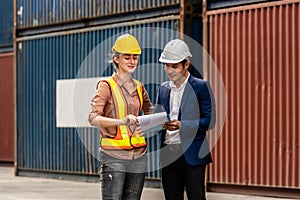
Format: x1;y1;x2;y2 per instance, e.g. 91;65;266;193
161;146;207;200
100;153;147;200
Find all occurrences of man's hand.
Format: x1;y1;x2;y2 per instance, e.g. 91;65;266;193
163;119;181;131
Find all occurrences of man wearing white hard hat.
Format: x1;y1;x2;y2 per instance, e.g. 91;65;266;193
156;39;215;200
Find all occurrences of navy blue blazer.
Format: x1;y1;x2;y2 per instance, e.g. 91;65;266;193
156;75;216;166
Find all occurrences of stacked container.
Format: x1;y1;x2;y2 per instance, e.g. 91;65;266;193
0;0;14;163
205;0;300;198
15;0;203;185
13;0;300;197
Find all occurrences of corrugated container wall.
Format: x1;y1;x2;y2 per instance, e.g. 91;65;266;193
207;0;300;197
0;0;14;162
16;0;180;28
0;0;14;52
0;53;15;162
206;0;271;10
16;18;180;179
15;0;206;183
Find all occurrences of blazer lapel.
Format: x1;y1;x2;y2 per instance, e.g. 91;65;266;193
162;84;171;113
180;76;193;110
166;87;171;113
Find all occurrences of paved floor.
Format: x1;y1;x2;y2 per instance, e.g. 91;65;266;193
0;166;297;200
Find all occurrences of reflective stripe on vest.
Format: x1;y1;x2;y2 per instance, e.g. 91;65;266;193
101;77;146;150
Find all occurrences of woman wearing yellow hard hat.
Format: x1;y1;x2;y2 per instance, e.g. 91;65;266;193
89;34;153;199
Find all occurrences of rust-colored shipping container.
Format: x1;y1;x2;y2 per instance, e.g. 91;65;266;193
0;52;14;162
206;0;300;198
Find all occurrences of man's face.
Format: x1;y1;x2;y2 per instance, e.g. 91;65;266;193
164;62;189;84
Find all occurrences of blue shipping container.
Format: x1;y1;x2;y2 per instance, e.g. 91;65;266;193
16;0;180;28
0;0;13;52
16;17;181;180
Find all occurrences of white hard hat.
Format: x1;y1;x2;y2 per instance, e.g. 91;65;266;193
159;39;192;63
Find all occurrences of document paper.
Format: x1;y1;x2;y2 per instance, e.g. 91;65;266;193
137;112;170;133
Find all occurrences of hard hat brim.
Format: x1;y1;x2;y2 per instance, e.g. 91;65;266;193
112;47;141;55
159;57;185;64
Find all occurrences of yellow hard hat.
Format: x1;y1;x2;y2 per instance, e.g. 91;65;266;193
112;34;141;55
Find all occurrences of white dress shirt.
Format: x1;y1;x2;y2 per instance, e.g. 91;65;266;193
164;73;190;144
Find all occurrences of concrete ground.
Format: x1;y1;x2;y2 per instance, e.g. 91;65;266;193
0;166;297;200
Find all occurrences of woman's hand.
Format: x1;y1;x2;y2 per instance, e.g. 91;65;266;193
121;114;138;126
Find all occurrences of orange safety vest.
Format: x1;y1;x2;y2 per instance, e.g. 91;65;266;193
100;77;146;150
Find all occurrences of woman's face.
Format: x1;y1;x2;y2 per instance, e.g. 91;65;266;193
114;54;139;75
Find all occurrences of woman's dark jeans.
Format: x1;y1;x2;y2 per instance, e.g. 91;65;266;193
100;153;147;200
